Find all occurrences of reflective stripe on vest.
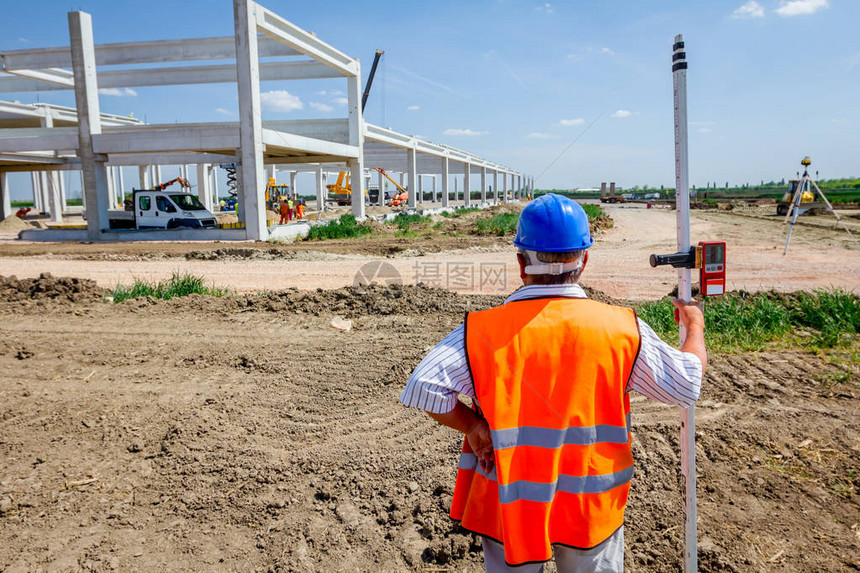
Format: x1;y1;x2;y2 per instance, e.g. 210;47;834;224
451;297;640;566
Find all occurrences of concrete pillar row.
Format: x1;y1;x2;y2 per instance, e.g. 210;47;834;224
290;170;297;200
463;163;471;207
48;172;63;222
315;165;324;213
377;170;385;207
406;148;417;209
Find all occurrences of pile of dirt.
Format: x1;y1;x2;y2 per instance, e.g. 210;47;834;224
229;283;508;317
0;215;32;232
590;213;614;234
0;273;103;303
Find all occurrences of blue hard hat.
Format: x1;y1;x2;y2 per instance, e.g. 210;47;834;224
513;194;593;252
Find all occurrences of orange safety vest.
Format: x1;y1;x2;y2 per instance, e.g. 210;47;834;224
452;297;641;566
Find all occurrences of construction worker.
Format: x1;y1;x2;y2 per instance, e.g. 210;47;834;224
287;197;294;222
400;194;706;572
279;199;290;225
296;199;305;220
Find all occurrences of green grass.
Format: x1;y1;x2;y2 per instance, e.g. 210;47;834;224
111;272;227;303
476;212;519;236
391;213;430;230
581;204;606;221
305;214;372;240
636;289;860;352
440;207;481;218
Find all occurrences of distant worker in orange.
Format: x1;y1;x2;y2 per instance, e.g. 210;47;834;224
279;199;290;225
296;199;305;220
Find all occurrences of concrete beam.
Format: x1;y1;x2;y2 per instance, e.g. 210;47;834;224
255;3;358;77
0;61;343;93
0;36;301;70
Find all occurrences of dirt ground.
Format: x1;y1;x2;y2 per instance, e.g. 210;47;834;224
0;203;858;300
0;277;858;572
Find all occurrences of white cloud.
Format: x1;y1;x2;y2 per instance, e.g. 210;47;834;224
330;89;344;96
558;118;584;126
215;107;232;115
691;121;717;127
566;54;581;60
99;87;137;97
536;3;554;14
732;1;765;19
260;90;303;112
444;128;489;136
600;47;615;55
334;97;349;105
310;102;334;112
17;37;29;43
526;132;560;139
697;127;712;134
775;0;829;17
315;90;327;95
407;105;420;111
611;109;634;119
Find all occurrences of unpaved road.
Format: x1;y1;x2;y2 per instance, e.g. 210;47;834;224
0;279;858;572
1;204;858;299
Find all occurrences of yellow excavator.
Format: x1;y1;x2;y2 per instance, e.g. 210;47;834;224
327;171;354;205
776;179;815;216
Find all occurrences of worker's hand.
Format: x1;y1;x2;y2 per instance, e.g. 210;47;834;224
672;299;705;330
465;418;495;475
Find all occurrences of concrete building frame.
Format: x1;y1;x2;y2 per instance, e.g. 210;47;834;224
0;0;523;241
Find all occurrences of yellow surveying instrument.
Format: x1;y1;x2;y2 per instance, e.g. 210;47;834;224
782;156;855;254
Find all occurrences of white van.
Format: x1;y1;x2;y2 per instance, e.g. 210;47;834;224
108;190;217;230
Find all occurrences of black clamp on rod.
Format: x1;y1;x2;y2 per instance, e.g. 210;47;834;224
649;247;696;269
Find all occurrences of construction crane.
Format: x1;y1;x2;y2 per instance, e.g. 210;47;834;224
361;50;384;113
373;167;408;207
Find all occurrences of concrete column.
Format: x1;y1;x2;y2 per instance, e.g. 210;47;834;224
106;167;117;208
347;69;365;219
480;166;487;204
117;166;125;206
0;172;10;220
79;171;86;209
154;165;162;185
31;172;42;212
315;164;324;213
493;171;499;204
377;170;384;206
502;172;508;202
47;172;62;222
197;163;212;211
406;148;417;209
39;172;51;215
418;175;424;205
138;166;150;190
290;170;297;199
441;156;450;208
58;172;67;212
234;0;267;239
399;172;405;191
464;163;471;207
433;175;438;203
211;166;219;207
454;177;458;202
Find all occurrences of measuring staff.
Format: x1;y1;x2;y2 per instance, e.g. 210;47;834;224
649;34;727;573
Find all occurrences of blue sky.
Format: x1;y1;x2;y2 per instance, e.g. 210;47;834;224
2;0;858;198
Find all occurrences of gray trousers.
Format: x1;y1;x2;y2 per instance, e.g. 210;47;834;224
482;527;624;573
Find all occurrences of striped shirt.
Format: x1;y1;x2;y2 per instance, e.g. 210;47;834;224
400;284;703;413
